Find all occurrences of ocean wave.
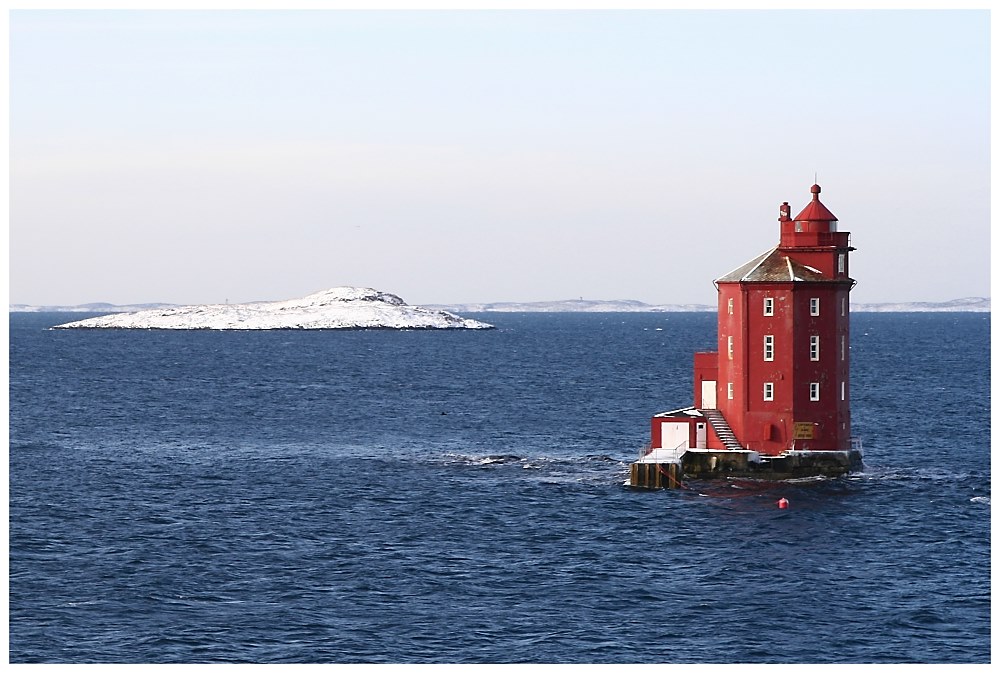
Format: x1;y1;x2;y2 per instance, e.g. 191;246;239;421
436;451;630;487
850;466;988;484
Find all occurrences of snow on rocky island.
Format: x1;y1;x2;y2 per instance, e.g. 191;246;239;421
53;287;494;331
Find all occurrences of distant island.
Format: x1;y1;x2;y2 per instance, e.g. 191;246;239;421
50;287;494;330
12;295;990;317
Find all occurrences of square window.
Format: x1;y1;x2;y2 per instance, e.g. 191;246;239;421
763;382;774;401
763;297;774;316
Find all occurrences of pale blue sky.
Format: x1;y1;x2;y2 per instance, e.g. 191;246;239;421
9;9;991;306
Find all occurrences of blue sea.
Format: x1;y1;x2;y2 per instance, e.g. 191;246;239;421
8;311;991;664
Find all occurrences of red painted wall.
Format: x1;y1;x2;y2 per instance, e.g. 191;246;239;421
692;351;718;408
656;185;855;456
705;189;853;455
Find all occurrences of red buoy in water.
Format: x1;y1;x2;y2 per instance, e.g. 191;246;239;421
778;498;789;509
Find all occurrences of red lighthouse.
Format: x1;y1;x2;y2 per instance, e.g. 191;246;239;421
631;184;862;487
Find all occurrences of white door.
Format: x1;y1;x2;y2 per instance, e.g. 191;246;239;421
701;380;717;409
695;422;707;449
661;421;690;451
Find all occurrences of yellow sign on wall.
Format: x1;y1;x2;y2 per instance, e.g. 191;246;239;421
792;422;815;440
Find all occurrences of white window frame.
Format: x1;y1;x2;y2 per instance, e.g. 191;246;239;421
763;382;774;401
727;382;734;400
841;335;846;361
810;297;820;316
838;254;845;274
763;297;774;316
841;297;846;316
728;297;734;315
841;381;846;401
727;335;733;360
810;335;820;361
810;382;820;401
764;335;774;361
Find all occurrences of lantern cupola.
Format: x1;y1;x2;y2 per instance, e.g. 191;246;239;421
780;183;844;248
777;183;853;278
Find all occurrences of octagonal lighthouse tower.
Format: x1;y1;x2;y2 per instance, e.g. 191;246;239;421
630;184;863;488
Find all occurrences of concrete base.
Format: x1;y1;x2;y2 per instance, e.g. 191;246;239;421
629;448;864;488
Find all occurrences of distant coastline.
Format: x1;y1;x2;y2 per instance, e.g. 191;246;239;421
10;296;991;314
431;297;991;313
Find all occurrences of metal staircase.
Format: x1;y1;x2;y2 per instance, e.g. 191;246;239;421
699;409;744;450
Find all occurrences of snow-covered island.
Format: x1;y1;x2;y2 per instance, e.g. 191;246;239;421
52;287;494;331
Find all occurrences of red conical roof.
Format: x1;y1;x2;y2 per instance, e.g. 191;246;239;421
792;183;838;221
